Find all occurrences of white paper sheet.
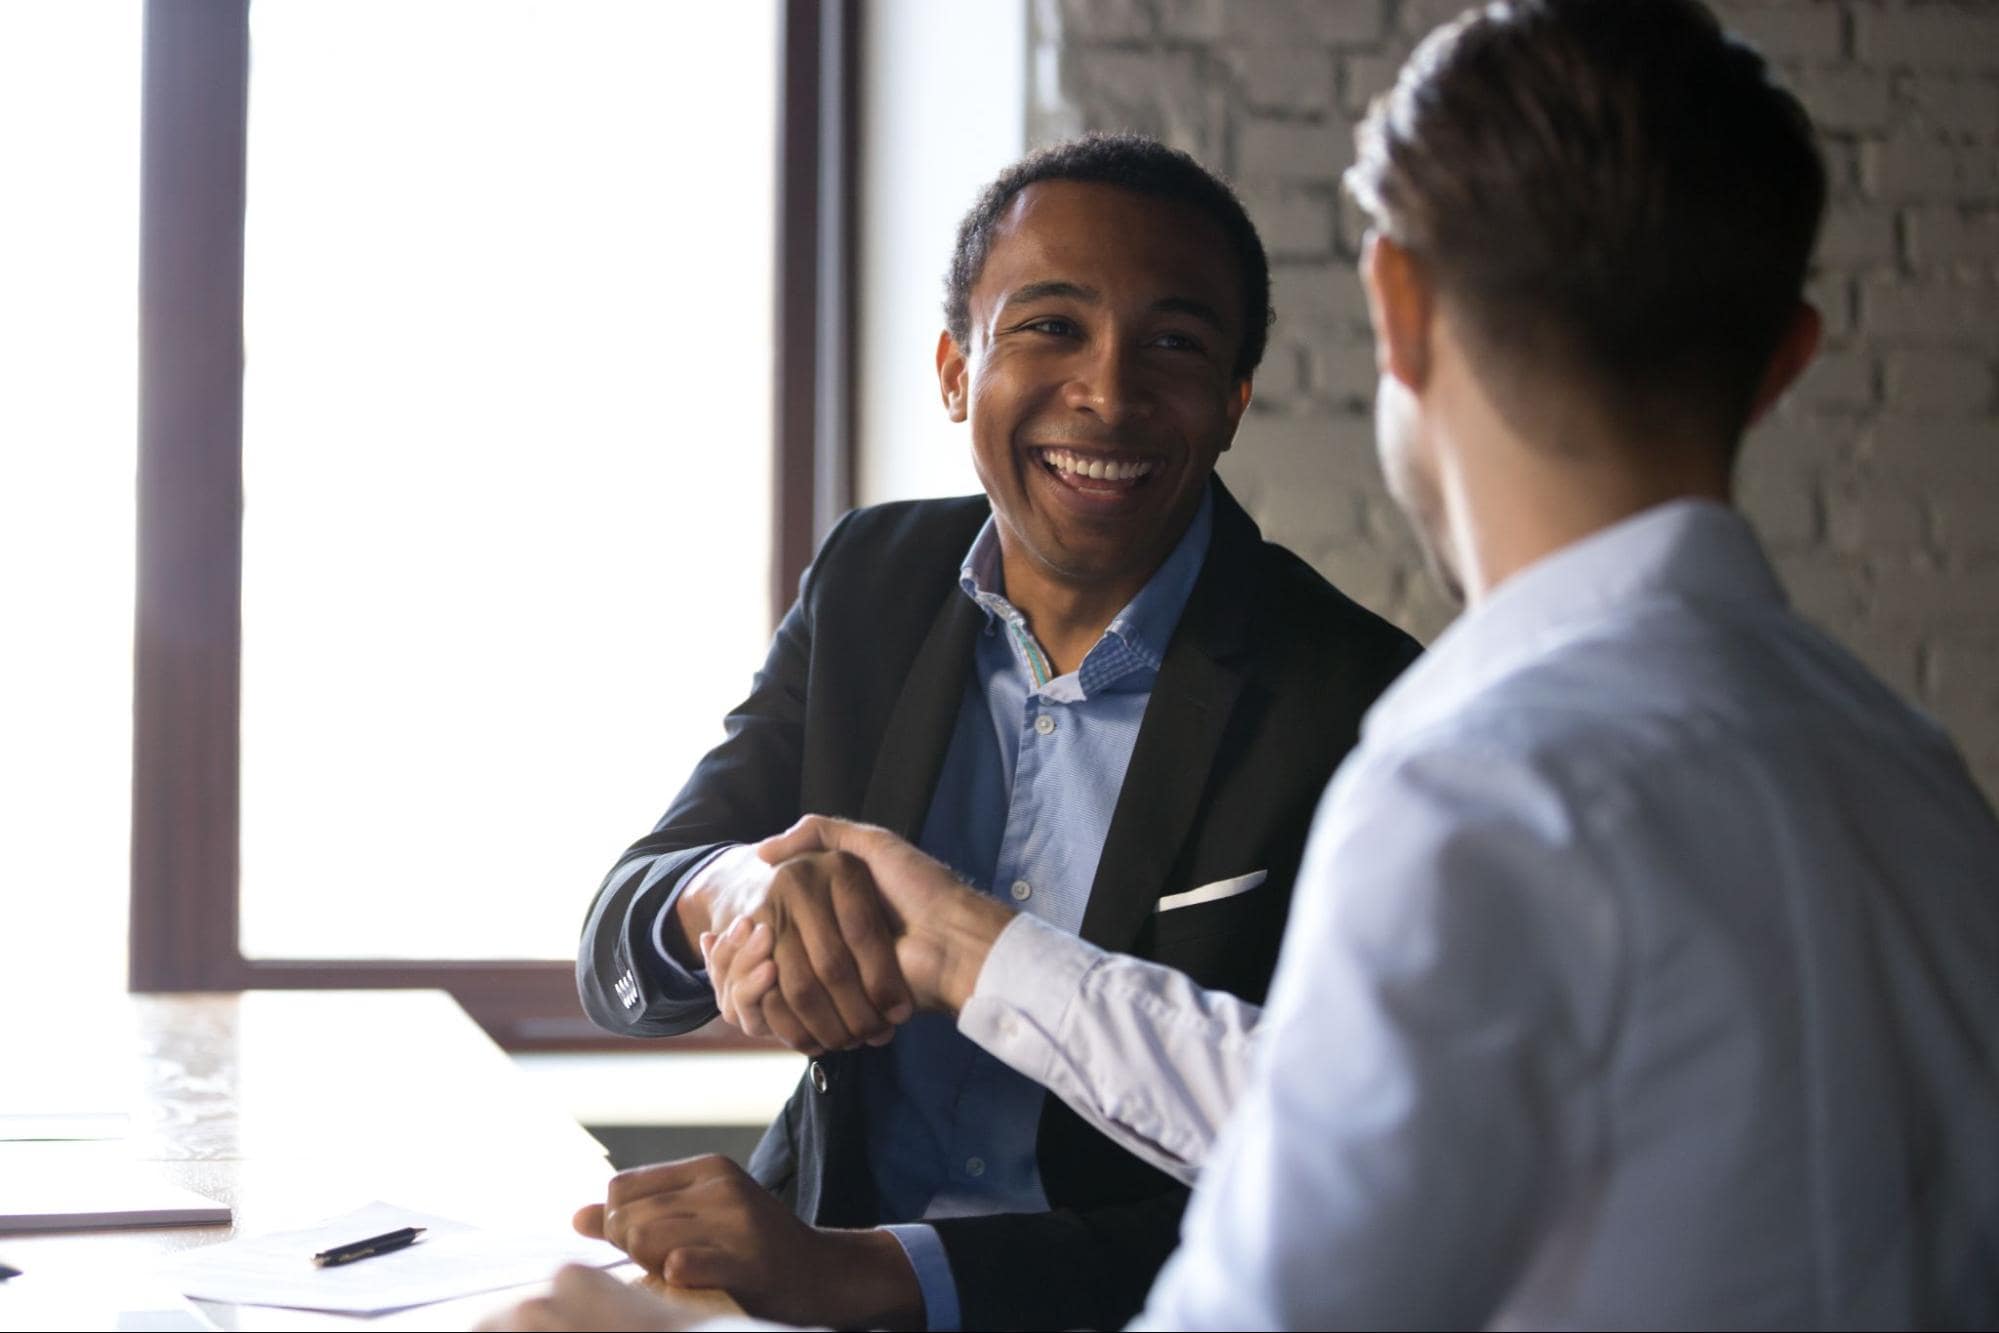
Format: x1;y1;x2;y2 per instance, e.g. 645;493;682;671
167;1201;623;1314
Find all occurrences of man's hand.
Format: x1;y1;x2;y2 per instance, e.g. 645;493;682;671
573;1155;922;1330
745;816;1017;1015
678;844;914;1056
473;1264;698;1332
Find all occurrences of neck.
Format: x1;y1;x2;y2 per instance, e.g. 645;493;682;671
996;552;1149;678
1434;363;1734;605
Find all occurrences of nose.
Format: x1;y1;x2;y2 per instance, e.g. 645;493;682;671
1061;336;1154;427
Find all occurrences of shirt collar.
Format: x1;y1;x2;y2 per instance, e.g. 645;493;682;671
1362;499;1787;747
958;484;1215;690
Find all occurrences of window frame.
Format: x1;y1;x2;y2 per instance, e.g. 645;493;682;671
127;0;857;1050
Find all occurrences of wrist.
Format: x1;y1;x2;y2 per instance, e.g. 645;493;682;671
815;1227;925;1331
666;879;718;971
668;845;761;968
924;890;1014;1015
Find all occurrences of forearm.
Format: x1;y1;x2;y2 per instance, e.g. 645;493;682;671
956;915;1260;1181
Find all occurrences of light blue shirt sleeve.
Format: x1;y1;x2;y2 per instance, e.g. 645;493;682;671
880;1223;961;1332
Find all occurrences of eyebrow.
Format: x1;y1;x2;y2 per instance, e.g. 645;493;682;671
1001;281;1230;333
1004;280;1098;309
1153;295;1229;332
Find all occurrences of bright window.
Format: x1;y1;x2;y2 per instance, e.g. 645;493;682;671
0;3;143;1004
236;1;778;960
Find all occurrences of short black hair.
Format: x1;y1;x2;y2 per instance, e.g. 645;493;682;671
1346;0;1826;443
945;133;1274;379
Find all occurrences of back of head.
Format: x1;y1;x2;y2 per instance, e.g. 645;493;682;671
1345;0;1827;447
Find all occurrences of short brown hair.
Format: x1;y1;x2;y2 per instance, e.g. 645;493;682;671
1346;0;1826;441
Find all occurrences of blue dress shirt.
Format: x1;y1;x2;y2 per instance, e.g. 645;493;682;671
654;489;1212;1330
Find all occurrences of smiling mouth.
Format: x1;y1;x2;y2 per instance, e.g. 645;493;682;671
1032;447;1161;492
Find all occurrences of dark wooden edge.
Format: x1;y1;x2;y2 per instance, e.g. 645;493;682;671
130;0;250;996
772;0;858;623
230;961;777;1053
128;1;849;1058
814;0;860;545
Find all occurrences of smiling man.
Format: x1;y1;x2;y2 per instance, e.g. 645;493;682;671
573;134;1419;1331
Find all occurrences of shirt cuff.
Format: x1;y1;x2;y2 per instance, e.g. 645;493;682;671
643;845;736;1004
880;1223;960;1332
957;912;1099;1081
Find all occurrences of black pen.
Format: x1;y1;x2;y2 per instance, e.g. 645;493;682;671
312;1225;426;1267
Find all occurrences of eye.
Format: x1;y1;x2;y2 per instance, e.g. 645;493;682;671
1150;330;1206;353
1019;316;1080;337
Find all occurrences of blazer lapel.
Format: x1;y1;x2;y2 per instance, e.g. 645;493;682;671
861;589;985;840
1079;481;1256;951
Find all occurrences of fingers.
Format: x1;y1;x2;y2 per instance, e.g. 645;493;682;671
753;814;836;864
604;1157;708;1220
718;835;929;1056
655;1243;742;1292
826;866;915;1029
728;960;780;1037
603;1167;718;1272
788;856;901;1046
702;918;775;1032
756;856;867;1053
610;1208;709;1274
756;813;900;866
597;1157;769;1280
572;1202;606;1238
767;928;852;1054
758;818;961;928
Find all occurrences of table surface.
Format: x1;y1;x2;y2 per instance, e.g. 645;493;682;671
0;989;703;1331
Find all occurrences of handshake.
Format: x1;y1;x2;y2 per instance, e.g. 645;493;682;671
679;816;1019;1055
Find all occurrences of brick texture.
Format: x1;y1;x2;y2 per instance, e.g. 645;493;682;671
1030;0;1999;801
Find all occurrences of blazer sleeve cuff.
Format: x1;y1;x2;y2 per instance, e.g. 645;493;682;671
579;843;733;1036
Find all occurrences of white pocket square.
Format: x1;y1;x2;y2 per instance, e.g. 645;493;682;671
1156;870;1267;913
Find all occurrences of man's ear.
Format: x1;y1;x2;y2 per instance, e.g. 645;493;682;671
936;329;969;422
1218;376;1253;452
1360;232;1433;393
1744;301;1822;429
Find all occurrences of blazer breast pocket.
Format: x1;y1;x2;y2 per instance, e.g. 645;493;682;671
1151;869;1268;948
1156;869;1266;914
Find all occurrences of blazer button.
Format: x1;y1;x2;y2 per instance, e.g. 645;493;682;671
809;1060;829;1094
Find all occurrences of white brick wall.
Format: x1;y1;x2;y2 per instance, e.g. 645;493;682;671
1031;0;1999;800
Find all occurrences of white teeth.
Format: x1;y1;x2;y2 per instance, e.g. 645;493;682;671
1041;449;1156;483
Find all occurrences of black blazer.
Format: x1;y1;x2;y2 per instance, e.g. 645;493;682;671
578;480;1420;1329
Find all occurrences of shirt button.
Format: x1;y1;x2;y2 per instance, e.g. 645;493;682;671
809;1060;829;1094
1034;714;1056;736
1010;880;1032;902
965;1157;986;1178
